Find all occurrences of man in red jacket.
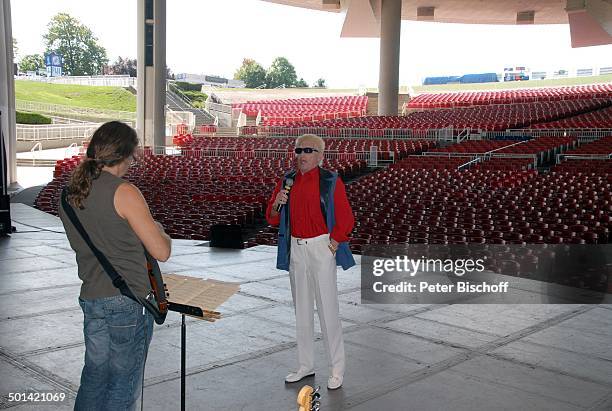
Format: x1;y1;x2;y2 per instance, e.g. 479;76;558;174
266;134;354;390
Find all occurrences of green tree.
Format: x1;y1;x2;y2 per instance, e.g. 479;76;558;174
266;57;297;88
234;58;266;88
19;54;45;73
295;78;308;88
43;13;108;75
109;56;137;77
315;78;326;88
166;66;175;80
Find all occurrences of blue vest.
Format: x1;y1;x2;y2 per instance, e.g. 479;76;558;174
276;168;356;271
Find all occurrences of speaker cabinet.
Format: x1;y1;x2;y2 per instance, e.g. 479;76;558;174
209;224;244;249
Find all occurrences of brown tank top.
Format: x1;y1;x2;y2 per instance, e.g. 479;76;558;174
59;171;149;300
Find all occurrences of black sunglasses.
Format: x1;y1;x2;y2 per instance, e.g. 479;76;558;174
294;147;319;154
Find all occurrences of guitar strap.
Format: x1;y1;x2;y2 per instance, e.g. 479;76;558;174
61;188;167;325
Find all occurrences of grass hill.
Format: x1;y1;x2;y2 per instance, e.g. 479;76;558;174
15;80;136;112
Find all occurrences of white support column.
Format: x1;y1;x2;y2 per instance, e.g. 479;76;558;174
137;0;166;151
378;0;402;116
0;0;16;185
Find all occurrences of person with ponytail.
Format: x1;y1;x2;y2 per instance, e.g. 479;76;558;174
59;121;171;410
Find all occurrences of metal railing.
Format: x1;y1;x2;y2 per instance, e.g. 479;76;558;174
236;126;610;142
16;100;136;121
167;82;194;108
420;151;538;169
236;112;247;128
167;82;214;121
48;115;90;124
64;143;80;159
240;126;464;140
422;152;482;158
555;153;612;164
30;142;42;162
17;123;101;141
141;147;382;163
487;140;528;153
231;108;243;124
458;157;483;170
206;101;233;114
456;128;471;143
182;148;373;160
485;128;612;139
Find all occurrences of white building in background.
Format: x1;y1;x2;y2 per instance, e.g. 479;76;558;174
175;73;245;88
529;66;612;80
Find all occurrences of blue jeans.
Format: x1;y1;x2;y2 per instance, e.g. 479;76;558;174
75;295;154;411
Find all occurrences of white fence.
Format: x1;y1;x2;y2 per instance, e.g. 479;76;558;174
143;146;379;162
239;125;458;140
16;123;101;142
16;100;136;121
16;75;137;88
484;128;612;143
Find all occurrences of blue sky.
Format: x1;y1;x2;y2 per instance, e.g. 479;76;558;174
11;0;612;88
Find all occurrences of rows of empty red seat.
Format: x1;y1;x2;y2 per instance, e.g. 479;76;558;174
430;140;518;154
199;125;218;133
407;84;612;109
39;138;611;250
493;136;577;164
265;99;608;131
350;166;608;249
564;136;612;155
388;156;470;170
232;96;368;124
36;150;367;241
472;157;536;171
261;111;366;126
554;159;612;174
123;155;365;187
249;160;610;251
173;135;435;160
496;136;576;153
531;105;612;129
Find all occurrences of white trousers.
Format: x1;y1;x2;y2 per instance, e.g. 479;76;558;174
289;233;345;377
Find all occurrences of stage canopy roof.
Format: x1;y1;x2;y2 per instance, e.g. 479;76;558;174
264;0;612;47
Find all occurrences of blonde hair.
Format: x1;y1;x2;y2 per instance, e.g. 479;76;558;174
296;134;325;152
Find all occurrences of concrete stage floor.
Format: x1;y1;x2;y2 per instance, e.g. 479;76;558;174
1;204;611;410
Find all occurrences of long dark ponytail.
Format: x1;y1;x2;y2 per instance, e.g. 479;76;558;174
67;121;138;209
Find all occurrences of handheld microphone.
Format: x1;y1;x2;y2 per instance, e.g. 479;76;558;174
275;177;294;212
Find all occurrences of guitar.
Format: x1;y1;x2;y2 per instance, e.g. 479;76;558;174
297;385;320;411
144;251;169;325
